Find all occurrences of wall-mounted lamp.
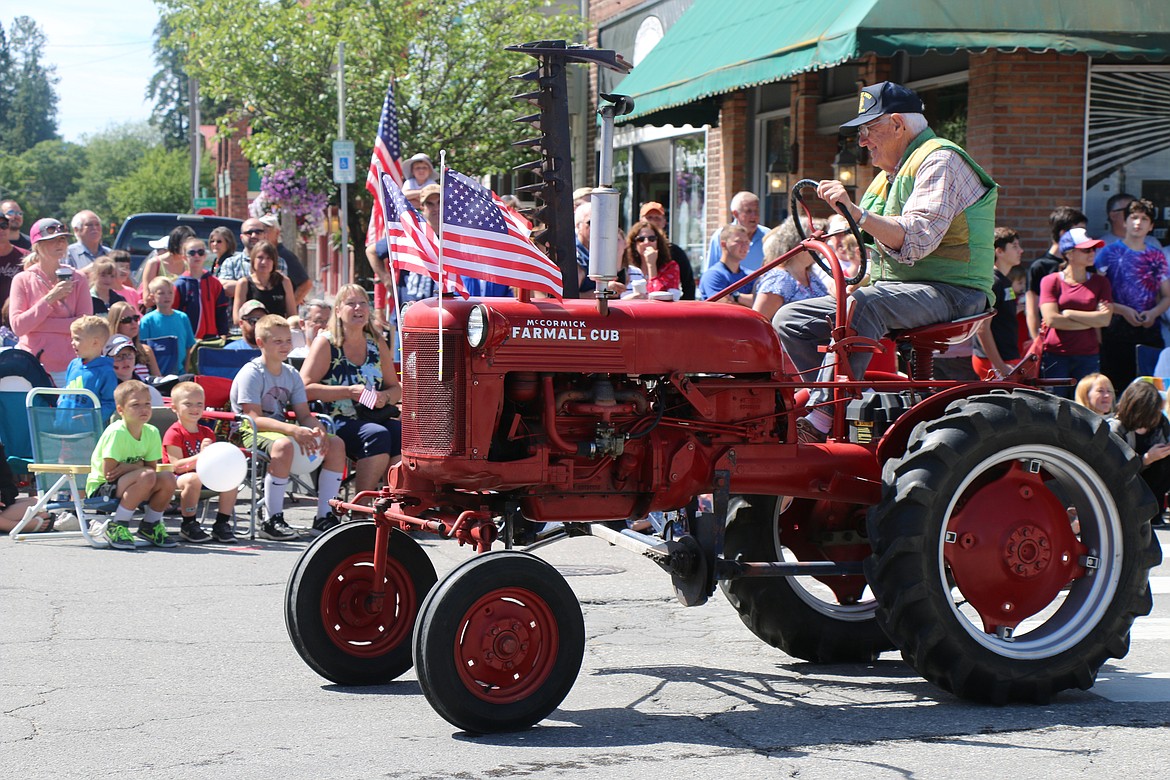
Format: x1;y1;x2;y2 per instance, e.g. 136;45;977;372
832;139;859;190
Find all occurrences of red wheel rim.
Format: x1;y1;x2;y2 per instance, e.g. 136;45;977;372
320;552;416;658
454;587;560;704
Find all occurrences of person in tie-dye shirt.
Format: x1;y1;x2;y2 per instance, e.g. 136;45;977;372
1093;198;1170;391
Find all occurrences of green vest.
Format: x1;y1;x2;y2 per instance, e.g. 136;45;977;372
859;129;998;307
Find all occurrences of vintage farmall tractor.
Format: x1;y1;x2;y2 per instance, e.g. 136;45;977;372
285;42;1160;734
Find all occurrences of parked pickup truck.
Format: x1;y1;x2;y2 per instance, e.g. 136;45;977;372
113;213;243;278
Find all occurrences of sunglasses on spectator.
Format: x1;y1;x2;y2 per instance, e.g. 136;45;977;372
241;229;266;236
39;223;69;237
634;235;656;243
186;248;207;257
242;316;264;324
3;209;21;217
119;315;140;324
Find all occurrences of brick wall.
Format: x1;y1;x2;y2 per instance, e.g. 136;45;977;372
216;120;252;221
705;91;750;238
967;51;1088;256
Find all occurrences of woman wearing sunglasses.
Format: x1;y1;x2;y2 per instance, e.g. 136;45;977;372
9;218;94;386
614;220;681;301
106;300;160;381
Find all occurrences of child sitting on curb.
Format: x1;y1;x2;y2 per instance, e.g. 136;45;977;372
229;314;347;541
87;380;179;550
163;381;239;544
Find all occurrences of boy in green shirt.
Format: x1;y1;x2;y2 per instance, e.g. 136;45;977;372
87;380;179;549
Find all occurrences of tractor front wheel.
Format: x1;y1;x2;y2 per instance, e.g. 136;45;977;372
413;551;585;734
285;522;437;685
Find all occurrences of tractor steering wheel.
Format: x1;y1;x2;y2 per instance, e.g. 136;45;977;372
789;178;869;288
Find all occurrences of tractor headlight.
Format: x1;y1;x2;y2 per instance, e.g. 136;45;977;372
467;305;488;349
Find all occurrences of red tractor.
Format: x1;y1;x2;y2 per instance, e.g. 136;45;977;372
284;42;1160;734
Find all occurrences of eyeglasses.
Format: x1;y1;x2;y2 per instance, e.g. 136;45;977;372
186;248;207;257
4;209;22;217
634;235;656;244
119;315;140;324
858;115;893;140
241;229;266;236
242;316;264;324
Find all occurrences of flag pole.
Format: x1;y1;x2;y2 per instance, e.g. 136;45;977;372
437;149;447;381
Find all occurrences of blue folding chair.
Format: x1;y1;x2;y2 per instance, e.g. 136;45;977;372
10;388;119;547
196;345;261;380
144;335;180;375
0;390;34;476
1137;344;1162;380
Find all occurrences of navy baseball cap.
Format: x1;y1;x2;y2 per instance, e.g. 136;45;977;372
840;82;925;131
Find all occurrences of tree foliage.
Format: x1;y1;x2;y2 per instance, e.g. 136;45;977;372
3;16;59;155
158;0;584;241
5;140;86;219
108;145;204;217
147;16;231;150
63;122;161;222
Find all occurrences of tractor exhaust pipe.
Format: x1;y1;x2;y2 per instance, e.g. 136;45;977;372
588;93;634;309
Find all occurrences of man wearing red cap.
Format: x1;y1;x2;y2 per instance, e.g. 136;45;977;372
775;81;998;442
638;202;695;300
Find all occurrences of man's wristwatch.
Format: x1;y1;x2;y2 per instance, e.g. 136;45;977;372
856;207;869;227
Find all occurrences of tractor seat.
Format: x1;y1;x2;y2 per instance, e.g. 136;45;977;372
892;311;994;380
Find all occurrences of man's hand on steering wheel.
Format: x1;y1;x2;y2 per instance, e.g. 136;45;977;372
815;180;861;223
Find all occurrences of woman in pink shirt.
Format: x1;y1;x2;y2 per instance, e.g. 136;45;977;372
9;218;93;386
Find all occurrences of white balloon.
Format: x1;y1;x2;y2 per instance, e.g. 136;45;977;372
289;441;324;476
196;441;247;492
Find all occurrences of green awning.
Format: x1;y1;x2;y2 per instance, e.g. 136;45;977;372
617;0;1170;124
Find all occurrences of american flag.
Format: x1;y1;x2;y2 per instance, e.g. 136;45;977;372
358;385;379;410
379;174;465;296
365;82;405;244
441;169;563;298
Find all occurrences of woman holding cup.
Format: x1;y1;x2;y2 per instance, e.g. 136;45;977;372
615;220;681;301
9;218;93;386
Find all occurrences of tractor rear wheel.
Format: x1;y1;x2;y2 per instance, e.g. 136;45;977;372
721;495;894;663
866;390;1161;703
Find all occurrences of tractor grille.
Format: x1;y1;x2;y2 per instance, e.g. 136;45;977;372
401;331;466;456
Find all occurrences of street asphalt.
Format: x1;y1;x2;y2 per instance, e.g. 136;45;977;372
3;496;1169;779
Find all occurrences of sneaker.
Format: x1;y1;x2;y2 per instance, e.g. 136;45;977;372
211;520;237;544
137;520;179;548
55;512;80;531
105;522;137;551
309;511;342;536
180;519;212;544
796;417;828;444
259;512;298;541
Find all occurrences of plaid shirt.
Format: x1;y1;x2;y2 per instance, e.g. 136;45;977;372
214;250;289;282
876;148;990;267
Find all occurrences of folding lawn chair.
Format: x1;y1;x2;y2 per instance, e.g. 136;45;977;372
196;346;260;380
0;389;35;479
144;335;181;375
10;388;119;547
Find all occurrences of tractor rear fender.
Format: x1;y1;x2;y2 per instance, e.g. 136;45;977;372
875;381;1022;464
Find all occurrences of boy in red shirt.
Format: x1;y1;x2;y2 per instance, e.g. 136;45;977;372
162;381;238;543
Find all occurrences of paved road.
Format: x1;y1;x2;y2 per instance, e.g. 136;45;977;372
3;501;1169;779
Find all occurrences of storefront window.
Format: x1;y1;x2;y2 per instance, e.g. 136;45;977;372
673;134;706;261
1086;65;1170;243
760;115;791;228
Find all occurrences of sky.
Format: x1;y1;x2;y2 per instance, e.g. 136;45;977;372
33;0;161;143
